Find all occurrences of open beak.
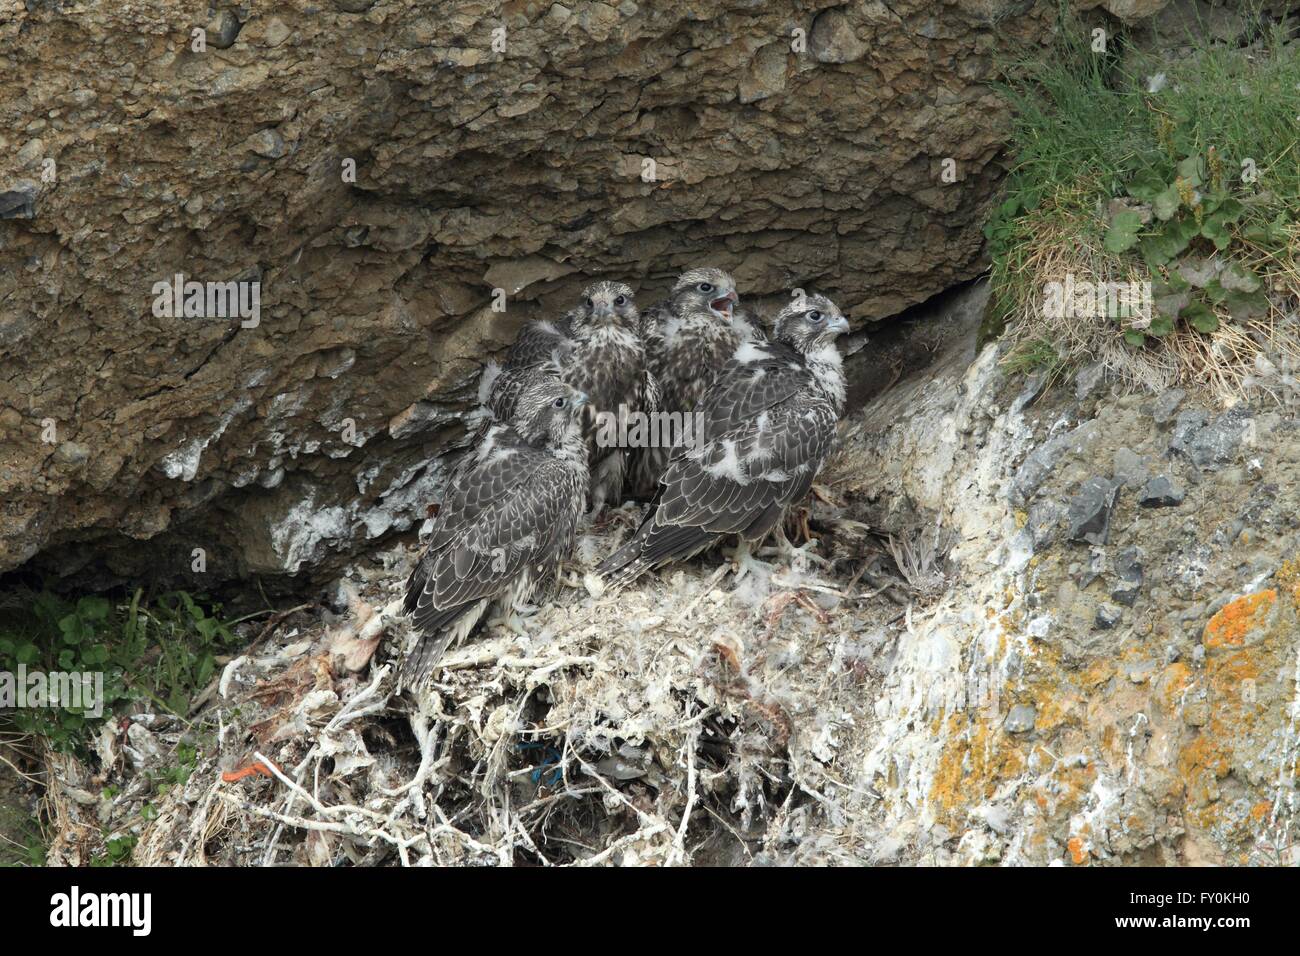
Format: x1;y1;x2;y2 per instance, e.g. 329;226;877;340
709;289;738;318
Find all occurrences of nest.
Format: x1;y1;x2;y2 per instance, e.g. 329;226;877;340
23;493;924;867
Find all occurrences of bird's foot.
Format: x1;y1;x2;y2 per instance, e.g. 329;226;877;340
502;611;531;638
556;569;586;589
723;539;776;584
586;501;614;530
759;535;830;573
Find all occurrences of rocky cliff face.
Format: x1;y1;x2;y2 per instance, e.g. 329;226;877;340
1;0;1050;584
828;284;1300;865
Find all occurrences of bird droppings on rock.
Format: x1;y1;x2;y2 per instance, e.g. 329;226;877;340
15;279;1300;867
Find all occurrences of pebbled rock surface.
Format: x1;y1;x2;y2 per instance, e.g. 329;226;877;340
826;282;1300;866
0;0;1055;583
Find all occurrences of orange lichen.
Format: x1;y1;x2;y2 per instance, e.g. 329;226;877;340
1067;835;1089;865
1081;660;1114;689
1155;662;1194;713
1178;590;1287;836
929;712;1027;820
1249;801;1272;823
1204;590;1277;649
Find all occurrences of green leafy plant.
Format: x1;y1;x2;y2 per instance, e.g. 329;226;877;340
988;1;1297;373
90;835;137;867
0;588;244;753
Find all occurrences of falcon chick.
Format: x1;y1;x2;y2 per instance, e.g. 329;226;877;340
598;293;850;587
401;378;589;688
562;281;658;512
634;267;754;494
641;267;754;417
484;313;576;425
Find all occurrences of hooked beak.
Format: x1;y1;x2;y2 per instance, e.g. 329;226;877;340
572;390;590;408
827;315;850;336
592;302;615;322
709;289;738;318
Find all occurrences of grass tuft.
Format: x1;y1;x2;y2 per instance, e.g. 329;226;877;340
987;2;1300;399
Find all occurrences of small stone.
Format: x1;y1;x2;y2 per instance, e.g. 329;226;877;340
206;10;242;49
1011;373;1048;414
16;138;44;166
1095;603;1122;629
809;9;867;63
1111;547;1143;606
1067;477;1120;545
1183;700;1209;727
1075;362;1107;401
1170;405;1252;469
1027;500;1064;550
1010;420;1097;507
1111;446;1149;488
0;181;38;219
1077;550;1105;589
1125;657;1156;683
1004;704;1036;734
739;44;788;104
54;441;91;467
1139;475;1185;507
262;18;292;47
1151;387;1186;426
245;128;287;158
184;195;204;215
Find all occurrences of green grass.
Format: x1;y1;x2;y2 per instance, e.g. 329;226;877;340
0;826;46;867
0;589;250;865
986;2;1299;365
0;588;247;753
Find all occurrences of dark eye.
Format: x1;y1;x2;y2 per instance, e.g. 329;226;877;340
585;298;594;309
552;397;566;408
614;295;626;306
698;282;714;293
808;310;823;322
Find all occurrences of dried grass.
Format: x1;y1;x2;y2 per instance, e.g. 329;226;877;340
1004;205;1300;405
